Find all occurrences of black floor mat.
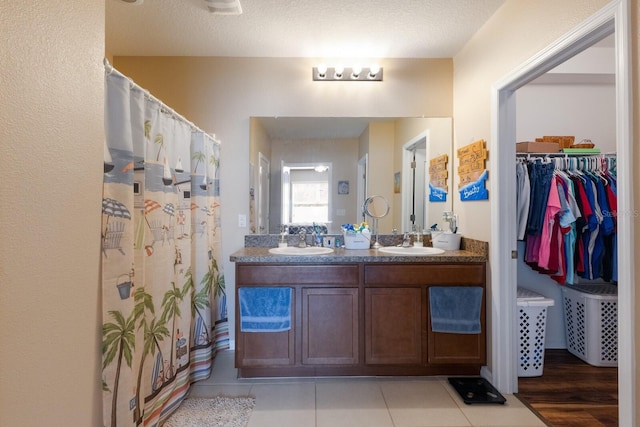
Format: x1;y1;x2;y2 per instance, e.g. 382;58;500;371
448;377;507;405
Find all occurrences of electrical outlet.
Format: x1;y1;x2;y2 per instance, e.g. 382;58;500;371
238;214;247;228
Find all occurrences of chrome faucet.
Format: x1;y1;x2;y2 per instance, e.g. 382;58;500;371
298;230;307;248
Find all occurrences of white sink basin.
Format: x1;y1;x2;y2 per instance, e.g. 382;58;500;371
268;246;334;256
377;246;445;256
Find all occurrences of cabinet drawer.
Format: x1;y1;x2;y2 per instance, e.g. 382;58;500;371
237;264;359;285
365;263;485;286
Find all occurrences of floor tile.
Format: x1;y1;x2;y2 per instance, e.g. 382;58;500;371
247;383;316;427
316;381;393;427
380;380;471;426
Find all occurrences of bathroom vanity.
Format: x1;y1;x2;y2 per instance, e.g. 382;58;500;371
230;241;487;378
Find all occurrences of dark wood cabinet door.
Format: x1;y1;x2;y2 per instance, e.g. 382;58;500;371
365;287;422;365
427;331;486;364
302;288;359;365
237;328;295;367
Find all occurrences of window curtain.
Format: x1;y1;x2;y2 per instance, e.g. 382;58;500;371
102;70;227;427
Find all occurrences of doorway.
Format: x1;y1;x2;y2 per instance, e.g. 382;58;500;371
490;1;633;425
402;131;428;233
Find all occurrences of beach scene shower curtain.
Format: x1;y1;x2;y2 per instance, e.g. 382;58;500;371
102;71;227;427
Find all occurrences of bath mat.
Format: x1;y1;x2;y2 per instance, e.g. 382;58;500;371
163;395;255;427
448;377;506;405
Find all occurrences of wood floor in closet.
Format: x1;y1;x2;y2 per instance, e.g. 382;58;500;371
516;349;618;427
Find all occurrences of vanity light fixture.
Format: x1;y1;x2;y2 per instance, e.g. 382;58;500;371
312;64;383;81
204;0;243;15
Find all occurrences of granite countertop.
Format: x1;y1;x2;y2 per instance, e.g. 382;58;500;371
230;246;486;264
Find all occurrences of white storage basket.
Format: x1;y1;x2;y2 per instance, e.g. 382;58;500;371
343;231;371;249
561;284;617;367
517;288;555;377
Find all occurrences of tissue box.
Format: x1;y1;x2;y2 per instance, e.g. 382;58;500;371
343;232;371;249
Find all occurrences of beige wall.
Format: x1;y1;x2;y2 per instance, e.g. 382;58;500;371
0;2;104;426
365;122;396;233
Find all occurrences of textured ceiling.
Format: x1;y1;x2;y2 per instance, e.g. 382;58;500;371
106;0;506;58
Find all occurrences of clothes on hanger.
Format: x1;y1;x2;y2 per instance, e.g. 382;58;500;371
516;154;617;285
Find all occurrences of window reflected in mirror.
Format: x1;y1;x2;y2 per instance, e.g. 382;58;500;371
282;163;331;226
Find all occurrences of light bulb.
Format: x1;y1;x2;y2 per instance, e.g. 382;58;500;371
316;64;327;79
334;65;344;79
368;64;380;79
351;65;362;79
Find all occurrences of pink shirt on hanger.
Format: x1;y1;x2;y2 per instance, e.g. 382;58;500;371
537;175;561;270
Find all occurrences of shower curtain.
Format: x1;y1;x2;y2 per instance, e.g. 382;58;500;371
101;70;228;427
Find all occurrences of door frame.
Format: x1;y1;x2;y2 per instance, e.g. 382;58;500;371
357;154;369;222
401;130;429;233
489;1;634;425
257;152;270;234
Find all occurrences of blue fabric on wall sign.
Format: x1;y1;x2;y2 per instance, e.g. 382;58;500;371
239;287;292;332
429;286;483;334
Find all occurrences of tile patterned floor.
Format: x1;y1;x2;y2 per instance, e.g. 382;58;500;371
187;350;546;427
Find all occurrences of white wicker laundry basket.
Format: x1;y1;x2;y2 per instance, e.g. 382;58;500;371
562;284;617;367
517;287;554;377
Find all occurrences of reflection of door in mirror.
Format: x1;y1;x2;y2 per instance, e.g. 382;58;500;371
281;163;331;227
402;133;427;233
257;152;270;234
356;154;368;223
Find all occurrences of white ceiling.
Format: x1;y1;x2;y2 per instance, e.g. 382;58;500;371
106;0;506;58
106;0;506;139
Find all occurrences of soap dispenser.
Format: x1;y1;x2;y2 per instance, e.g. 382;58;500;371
412;225;423;247
279;225;288;248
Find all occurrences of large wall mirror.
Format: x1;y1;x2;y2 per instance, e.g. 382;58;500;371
249;116;453;234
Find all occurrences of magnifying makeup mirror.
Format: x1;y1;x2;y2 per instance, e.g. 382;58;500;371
363;195;390;249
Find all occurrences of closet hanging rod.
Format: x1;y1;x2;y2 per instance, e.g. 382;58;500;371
103;58;220;146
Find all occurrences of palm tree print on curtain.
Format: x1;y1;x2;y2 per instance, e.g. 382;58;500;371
102;70;227;427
